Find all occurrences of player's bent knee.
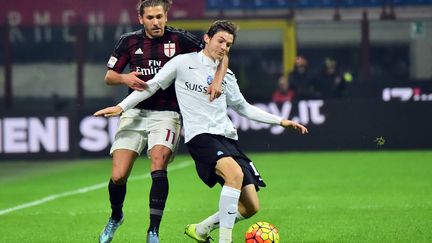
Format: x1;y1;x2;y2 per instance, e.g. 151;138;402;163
238;202;258;219
151;153;168;162
244;204;259;218
150;155;169;171
151;155;169;166
111;174;128;185
225;169;244;187
150;149;171;169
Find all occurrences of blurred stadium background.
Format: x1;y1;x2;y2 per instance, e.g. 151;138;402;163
1;0;432;159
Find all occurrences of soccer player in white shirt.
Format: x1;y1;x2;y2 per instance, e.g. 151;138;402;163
98;1;227;243
95;20;308;243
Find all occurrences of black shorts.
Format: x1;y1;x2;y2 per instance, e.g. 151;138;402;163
186;133;266;190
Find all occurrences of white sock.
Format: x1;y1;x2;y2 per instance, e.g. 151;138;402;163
219;227;232;243
196;210;246;236
196;212;219;236
218;186;241;243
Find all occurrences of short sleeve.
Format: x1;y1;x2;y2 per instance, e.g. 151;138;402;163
106;34;130;73
225;70;248;107
176;28;203;53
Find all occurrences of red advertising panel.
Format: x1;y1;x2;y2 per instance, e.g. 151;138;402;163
0;0;205;26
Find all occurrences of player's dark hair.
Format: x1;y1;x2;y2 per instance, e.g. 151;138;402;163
137;0;173;16
206;20;239;43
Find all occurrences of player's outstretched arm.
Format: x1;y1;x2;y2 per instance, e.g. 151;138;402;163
94;105;123;117
280;119;308;134
235;102;309;134
95;54;180;118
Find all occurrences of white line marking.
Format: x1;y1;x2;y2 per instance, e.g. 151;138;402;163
0;160;192;216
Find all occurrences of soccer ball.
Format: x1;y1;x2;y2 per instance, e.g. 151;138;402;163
245;221;280;243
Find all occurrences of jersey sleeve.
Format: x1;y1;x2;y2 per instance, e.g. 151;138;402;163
106;34;130;73
225;70;246;107
153;54;183;90
176;28;203;53
226;71;282;125
118;81;160;111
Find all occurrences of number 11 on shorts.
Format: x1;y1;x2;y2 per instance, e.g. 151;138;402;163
165;129;176;145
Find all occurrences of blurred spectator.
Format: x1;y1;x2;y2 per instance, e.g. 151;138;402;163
288;56;318;100
313;57;352;99
272;75;294;103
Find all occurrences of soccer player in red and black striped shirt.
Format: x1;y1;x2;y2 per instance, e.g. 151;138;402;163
99;1;227;243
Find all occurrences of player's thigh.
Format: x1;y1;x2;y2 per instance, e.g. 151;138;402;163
110;112;148;182
147;112;181;162
111;148;139;182
215;157;243;187
111;110;149;155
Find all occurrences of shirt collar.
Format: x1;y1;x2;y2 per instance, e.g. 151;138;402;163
198;51;219;68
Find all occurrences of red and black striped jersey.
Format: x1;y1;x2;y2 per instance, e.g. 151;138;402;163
107;26;202;111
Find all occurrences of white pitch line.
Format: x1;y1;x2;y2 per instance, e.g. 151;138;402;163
0;160;192;216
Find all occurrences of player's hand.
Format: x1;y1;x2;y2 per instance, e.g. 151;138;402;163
123;72;148;91
208;54;229;101
94;105;123;117
208;81;222;101
280;119;308;134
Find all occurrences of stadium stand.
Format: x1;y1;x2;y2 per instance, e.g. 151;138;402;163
206;0;432;10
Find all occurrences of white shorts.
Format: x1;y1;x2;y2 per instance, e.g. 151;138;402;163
110;109;181;161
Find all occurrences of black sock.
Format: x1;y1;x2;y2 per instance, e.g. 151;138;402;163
108;178;126;221
148;170;169;233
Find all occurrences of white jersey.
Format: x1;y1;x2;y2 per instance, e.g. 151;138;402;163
119;51;282;143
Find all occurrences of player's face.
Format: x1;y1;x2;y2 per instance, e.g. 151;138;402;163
138;5;167;39
204;31;233;61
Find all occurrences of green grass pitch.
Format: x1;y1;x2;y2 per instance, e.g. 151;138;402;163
0;151;431;242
